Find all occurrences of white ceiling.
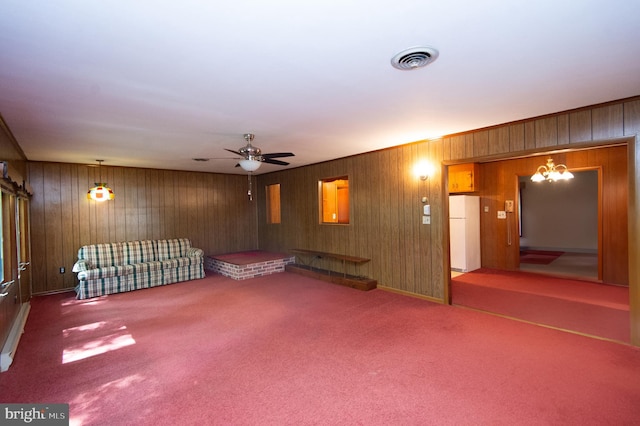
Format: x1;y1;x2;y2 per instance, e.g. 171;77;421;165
1;1;639;175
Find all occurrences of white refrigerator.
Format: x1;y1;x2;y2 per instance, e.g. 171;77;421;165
449;195;481;272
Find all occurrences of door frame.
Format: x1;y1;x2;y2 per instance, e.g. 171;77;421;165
444;135;639;346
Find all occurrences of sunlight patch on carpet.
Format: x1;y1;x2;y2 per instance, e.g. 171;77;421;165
70;374;150;426
62;321;136;364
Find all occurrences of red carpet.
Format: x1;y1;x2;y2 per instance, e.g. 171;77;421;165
2;272;639;425
452;268;630;342
519;249;564;264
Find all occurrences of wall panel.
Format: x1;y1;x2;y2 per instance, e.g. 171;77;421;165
448;134;465;160
428;138;444;297
508;123;525;152
535;116;558;148
27;163;257;294
569;109;592;143
557;114;569;145
624;99;640;136
489;126;510;156
28;164;45;293
593;103;624;140
524;120;536;151
473;130;490;157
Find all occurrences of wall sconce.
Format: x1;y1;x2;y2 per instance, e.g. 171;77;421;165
413;161;434;181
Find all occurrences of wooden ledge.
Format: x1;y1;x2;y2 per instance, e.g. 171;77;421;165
289;248;370;264
285;264;376;291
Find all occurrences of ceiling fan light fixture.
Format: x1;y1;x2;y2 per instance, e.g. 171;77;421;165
239;159;262;172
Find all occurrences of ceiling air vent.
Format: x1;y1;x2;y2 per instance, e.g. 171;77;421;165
391;46;439;70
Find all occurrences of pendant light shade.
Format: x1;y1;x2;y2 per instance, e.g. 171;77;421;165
239;159;262;172
88;160;115;201
87;183;115;201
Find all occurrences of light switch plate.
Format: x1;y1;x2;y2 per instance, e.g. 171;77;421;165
497;211;507;219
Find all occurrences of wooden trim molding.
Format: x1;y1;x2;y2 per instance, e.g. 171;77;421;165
629;136;639;346
377;284;445;304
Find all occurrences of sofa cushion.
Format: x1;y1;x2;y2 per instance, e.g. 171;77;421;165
78;243;123;269
77;264;133;281
156;238;192;261
76;276;130;299
130;261;164;289
160;256;201;269
122;240;157;265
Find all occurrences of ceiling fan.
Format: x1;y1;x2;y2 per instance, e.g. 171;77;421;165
225;133;295;172
219;133;294;201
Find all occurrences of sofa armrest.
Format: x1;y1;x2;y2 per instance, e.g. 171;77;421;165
72;260;89;273
186;247;204;258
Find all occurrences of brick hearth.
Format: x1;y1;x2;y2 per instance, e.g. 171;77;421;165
205;251;295;280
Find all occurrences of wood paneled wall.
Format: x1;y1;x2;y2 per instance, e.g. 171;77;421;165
27;163;258;294
257;138;446;301
256;96;640;302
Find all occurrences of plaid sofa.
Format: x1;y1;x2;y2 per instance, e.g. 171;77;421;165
72;238;205;299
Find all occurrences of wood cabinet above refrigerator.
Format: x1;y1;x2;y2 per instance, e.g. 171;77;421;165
448;163;480;193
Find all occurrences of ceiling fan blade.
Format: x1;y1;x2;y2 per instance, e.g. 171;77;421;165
225;148;243;156
262;152;295;159
263;158;290;166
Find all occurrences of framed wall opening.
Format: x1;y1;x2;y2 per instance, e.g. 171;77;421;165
266;183;281;224
446;138;635;344
517;168;601;281
319;176;350;224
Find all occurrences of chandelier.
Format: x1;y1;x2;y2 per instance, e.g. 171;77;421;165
530;158;574;182
87;160;115;202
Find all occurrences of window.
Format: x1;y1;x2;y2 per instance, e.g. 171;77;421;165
319;176;349;224
266;183;281;224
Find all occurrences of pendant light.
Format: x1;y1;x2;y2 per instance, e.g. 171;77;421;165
87;160;115;202
530;158;574;182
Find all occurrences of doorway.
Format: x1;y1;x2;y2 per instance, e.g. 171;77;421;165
517;169;600;281
449;145;630;342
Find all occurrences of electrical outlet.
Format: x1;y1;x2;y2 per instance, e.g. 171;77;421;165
422;215;431;225
59;267;65;274
497;211;507;219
